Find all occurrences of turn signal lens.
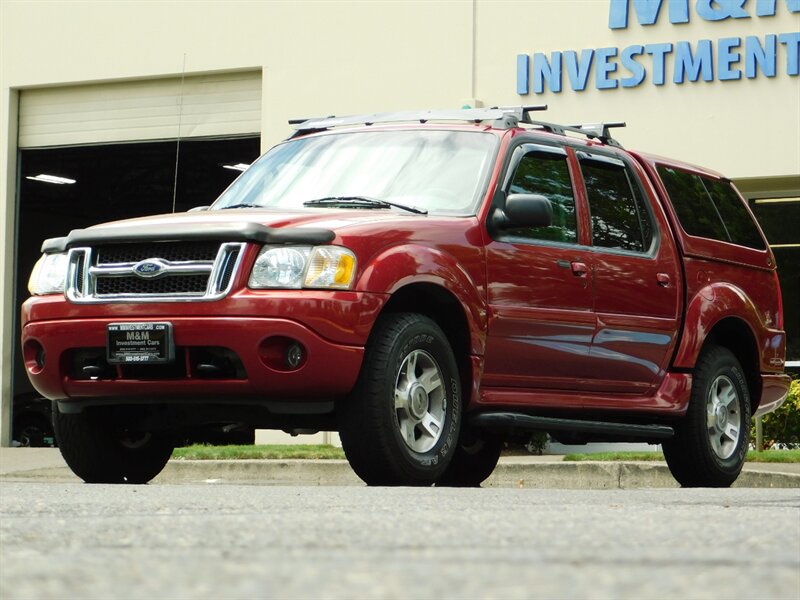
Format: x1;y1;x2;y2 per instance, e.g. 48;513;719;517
304;247;357;289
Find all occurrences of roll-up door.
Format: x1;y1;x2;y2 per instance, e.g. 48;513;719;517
18;70;261;148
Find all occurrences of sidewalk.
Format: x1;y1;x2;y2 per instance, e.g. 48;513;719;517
2;447;799;488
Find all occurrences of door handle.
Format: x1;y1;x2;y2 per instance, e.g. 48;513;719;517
657;273;671;287
570;262;589;277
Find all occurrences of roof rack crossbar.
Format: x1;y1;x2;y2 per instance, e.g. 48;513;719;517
488;105;548;124
528;120;626;148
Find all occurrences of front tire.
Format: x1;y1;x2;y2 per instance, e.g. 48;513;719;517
338;313;462;486
54;406;174;484
663;346;751;487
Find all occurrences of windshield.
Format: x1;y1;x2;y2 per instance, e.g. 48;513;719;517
211;130;498;215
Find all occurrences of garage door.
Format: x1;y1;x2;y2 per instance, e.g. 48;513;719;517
18;70;262;148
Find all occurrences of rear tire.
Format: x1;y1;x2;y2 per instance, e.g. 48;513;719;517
13;415;55;447
663;346;750;487
338;313;462;486
54;406;174;484
436;433;502;487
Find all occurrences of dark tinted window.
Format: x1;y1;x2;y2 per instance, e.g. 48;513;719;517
657;166;766;250
506;150;577;243
658;167;729;241
703;178;766;250
582;158;653;253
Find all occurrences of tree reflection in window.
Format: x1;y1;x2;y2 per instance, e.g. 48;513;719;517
582;160;653;253
658;166;728;242
657;166;765;250
702;178;765;250
507;152;577;243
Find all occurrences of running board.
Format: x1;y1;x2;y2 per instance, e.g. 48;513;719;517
469;412;674;442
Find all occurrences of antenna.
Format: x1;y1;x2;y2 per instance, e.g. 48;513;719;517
171;53;187;213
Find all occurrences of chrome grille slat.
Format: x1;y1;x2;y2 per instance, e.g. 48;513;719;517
65;242;246;303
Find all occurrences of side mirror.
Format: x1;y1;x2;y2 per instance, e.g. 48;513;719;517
188;206;210;212
492;194;553;229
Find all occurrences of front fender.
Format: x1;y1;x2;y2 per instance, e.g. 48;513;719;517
356;244;487;355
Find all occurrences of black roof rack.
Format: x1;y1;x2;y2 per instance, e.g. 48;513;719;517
527;120;626;148
286;107;625;147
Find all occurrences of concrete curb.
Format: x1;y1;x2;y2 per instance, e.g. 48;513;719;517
4;458;798;488
154;459;800;488
485;461;800;489
157;459;362;486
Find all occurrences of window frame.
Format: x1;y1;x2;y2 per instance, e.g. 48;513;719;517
490;138;586;249
576;149;661;259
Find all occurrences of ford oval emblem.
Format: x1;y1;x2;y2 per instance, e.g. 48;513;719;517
132;258;168;278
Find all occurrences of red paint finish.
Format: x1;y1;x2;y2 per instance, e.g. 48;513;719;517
483;242;595;389
23;316;364;403
23;289;387;348
20;121;791;426
674;258;786;373
478;372;692;416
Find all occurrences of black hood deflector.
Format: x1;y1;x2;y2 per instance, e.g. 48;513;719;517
41;222;336;253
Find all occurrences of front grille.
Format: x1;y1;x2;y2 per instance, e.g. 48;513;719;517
75;254;85;290
95;242;221;265
96;275;209;296
65;241;246;303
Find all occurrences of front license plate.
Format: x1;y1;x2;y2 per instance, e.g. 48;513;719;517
107;322;175;364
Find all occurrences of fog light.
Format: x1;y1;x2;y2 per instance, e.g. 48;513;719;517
23;340;46;374
286;343;304;369
36;348;46;369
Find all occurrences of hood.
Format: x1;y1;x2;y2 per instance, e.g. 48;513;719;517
40;208;434;253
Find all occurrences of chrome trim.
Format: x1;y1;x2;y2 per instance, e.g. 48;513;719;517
65;242;246;304
88;261;214;278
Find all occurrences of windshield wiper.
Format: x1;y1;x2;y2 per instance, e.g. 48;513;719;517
217;203;264;210
303;196;427;215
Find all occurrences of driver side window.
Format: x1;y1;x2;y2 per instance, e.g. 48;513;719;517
506;149;577;244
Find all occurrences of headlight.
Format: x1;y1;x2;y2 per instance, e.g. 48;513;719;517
28;253;68;295
249;246;357;290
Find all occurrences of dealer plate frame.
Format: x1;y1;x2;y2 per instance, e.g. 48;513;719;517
107;322;175;364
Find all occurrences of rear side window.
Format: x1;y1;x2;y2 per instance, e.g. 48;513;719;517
657;166;765;250
703;179;765;249
657;168;729;241
581;156;654;253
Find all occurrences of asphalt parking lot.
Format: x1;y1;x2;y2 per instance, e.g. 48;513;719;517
2;448;799;599
1;481;798;600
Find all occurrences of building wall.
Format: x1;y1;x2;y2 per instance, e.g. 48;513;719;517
1;0;798;444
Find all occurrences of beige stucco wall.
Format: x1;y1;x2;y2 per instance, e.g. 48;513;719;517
1;0;798;444
479;1;800;178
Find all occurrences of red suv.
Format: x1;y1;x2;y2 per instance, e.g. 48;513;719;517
22;108;791;487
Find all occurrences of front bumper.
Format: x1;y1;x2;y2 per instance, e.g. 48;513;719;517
21;290;386;406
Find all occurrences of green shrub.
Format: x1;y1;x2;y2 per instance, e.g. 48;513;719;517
752;379;800;450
